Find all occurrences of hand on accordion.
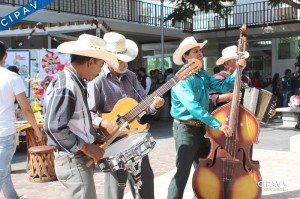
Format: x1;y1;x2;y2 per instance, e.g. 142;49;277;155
268;101;277;119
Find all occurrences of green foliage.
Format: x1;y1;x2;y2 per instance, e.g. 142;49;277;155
268;0;283;6
165;0;300;26
165;0;235;26
147;57;170;73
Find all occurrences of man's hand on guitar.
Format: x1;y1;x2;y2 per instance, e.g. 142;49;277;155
153;96;165;109
79;143;104;163
100;119;119;136
94;133;109;145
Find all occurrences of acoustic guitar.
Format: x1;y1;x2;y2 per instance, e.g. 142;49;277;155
86;59;203;167
100;59;202;137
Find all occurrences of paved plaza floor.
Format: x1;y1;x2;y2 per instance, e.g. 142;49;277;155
3;118;300;199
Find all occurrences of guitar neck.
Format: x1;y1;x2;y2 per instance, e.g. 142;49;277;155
124;76;179;122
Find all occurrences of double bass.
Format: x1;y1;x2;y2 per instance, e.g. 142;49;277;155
192;25;262;199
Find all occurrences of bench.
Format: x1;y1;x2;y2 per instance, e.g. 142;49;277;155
276;107;300;127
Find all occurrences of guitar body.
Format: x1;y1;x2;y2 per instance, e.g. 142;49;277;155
98;60;203;137
100;98;150;137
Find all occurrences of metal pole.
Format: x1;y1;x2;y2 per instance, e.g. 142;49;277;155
96;22;100;37
160;0;164;73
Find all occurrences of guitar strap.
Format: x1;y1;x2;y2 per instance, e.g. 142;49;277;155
124;74;144;102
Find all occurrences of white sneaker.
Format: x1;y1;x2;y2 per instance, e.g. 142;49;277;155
18;195;28;199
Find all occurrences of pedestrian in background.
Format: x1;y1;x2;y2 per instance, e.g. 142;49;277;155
0;41;42;199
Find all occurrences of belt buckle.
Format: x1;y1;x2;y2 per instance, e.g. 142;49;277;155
189;120;202;127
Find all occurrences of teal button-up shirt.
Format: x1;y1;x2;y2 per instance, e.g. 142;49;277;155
171;68;237;130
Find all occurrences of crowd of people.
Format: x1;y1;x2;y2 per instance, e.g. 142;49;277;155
271;64;300;108
271;64;300;129
0;31;289;199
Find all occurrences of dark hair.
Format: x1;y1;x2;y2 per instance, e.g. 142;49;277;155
295;62;300;68
70;54;93;64
0;41;7;61
272;73;279;81
167;68;173;73
181;49;192;63
138;67;146;73
285;69;291;75
7;65;19;75
213;66;220;74
218;64;225;71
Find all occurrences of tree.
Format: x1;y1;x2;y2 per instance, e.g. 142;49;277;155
165;0;300;26
269;0;300;9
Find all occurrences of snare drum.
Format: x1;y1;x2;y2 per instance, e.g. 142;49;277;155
97;132;156;172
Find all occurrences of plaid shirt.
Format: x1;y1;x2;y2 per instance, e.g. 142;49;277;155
87;64;156;128
44;66;96;153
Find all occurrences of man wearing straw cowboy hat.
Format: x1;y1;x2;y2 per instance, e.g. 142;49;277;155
167;36;244;199
212;45;276;118
87;32;165;199
43;34;119;199
210;45;249;110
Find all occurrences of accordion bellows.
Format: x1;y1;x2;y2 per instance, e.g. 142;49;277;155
243;88;276;123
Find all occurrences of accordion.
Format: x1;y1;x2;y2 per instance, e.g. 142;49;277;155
242;87;276;123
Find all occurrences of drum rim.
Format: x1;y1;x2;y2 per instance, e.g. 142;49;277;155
102;132;152;158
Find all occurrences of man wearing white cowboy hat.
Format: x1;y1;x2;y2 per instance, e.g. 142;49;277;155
44;33;119;199
210;45;249;110
213;46;277;118
167;37;241;199
87;32;165;199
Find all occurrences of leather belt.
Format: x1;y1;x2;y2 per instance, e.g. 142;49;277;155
174;119;204;128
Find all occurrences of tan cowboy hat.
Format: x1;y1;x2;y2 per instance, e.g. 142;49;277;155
57;34;118;69
103;32;138;62
173;36;207;65
216;45;250;65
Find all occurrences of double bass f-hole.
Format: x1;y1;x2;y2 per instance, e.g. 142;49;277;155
192;24;262;199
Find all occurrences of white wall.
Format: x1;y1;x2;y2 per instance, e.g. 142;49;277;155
272;38;296;77
272;59;295;77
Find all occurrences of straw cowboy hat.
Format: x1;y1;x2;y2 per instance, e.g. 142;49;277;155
216;45;250;65
57;33;118;69
103;32;138;62
173;36;207;65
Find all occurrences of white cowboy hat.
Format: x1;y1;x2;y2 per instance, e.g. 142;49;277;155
173;36;207;65
103;32;138;62
57;34;118;69
216;45;250;65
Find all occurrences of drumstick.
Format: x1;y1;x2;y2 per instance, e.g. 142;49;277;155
86;121;129;167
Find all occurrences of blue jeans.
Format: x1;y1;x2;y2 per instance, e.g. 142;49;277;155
54;151;97;199
0;134;18;199
282;91;292;107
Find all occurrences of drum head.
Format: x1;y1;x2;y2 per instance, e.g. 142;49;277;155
103;132;148;158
